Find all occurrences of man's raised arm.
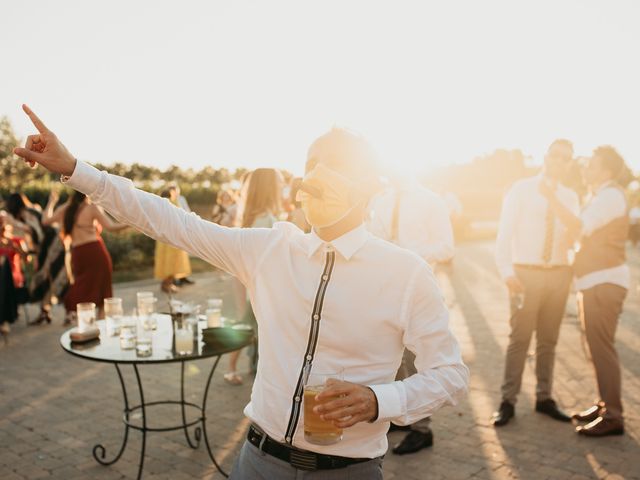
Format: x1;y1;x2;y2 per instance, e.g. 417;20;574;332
13;104;273;284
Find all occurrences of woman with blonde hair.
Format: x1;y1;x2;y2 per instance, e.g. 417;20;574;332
225;168;282;385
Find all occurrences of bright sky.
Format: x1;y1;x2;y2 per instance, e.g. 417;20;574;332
2;0;639;175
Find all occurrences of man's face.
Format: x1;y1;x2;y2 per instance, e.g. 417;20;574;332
582;155;606;187
544;143;573;180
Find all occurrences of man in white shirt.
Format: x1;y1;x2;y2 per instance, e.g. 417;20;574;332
368;176;454;454
541;146;629;437
14;105;468;479
368;177;455;265
493;139;580;427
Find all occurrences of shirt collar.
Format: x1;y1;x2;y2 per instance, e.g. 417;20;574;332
596;180;615;194
307;224;370;260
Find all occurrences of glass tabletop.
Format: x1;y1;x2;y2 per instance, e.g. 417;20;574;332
60;315;254;364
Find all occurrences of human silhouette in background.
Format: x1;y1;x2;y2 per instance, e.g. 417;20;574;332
368;174;454;454
43;190;127;322
493;139;579;427
541;146;630;437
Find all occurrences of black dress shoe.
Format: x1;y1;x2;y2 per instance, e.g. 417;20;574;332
388;423;412;433
392;430;433;455
572;404;603;423
178;277;195;286
535;399;571;422
492;400;515;427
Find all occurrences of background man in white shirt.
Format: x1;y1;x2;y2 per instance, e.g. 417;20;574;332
493;139;580;427
14;105;468;479
368;176;454;454
541;146;629;437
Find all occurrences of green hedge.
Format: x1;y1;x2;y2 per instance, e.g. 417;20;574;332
102;230;156;271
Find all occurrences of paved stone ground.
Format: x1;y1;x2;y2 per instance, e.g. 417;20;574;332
1;241;639;479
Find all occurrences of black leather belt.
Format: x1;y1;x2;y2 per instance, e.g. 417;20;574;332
247;425;373;471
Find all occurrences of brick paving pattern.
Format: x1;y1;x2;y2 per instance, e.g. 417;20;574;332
1;241;639;479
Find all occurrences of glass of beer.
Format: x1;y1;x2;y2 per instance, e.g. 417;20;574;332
206;298;223;328
303;370;344;445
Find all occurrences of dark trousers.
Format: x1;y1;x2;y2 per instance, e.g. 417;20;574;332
501;266;572;404
578;283;627;422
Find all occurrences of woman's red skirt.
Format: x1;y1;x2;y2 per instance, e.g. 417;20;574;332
64;238;113;312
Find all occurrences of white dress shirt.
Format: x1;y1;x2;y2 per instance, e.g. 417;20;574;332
495;174;580;279
368;183;454;264
64;161;469;459
576;182;630;291
178;195;191;213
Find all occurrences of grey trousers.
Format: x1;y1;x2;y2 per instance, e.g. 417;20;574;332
501;266;572;404
578;283;627;422
229;440;384;479
394;349;431;433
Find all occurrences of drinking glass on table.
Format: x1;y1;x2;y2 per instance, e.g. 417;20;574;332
206;298;223;328
104;297;123;336
119;312;137;350
137;292;157;330
303;370;344;445
136;316;153;357
174;324;193;355
76;302;96;333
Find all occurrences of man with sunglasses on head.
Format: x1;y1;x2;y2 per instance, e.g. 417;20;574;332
493;139;579;427
14;105;468;479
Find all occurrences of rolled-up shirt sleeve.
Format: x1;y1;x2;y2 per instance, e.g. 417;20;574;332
63;160;275;284
369;265;469;423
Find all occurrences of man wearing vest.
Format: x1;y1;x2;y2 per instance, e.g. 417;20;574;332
493;139;580;427
540;146;629;437
368;176;454;454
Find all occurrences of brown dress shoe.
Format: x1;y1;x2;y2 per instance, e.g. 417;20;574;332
576;416;624;437
572;404;603;423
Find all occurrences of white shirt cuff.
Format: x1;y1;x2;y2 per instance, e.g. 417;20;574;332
61;160;102;195
368;382;403;423
499;265;515;280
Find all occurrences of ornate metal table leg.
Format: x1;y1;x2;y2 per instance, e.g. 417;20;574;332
92;364;130;466
200;356;229;477
180;360;201;448
133;364;146;480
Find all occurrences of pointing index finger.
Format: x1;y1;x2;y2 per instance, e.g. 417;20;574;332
22;104;49;133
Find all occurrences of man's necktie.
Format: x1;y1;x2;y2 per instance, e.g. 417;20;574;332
542;204;555;264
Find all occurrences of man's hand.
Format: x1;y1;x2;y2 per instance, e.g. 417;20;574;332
13;104;77;177
313;380;378;429
505;276;524;295
538;178;557;200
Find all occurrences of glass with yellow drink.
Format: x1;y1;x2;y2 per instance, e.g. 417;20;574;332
303;371;343;445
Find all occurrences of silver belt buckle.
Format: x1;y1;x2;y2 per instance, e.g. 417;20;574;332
290;449;318;471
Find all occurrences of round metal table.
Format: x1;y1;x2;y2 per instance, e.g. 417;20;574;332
60;315;254;479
